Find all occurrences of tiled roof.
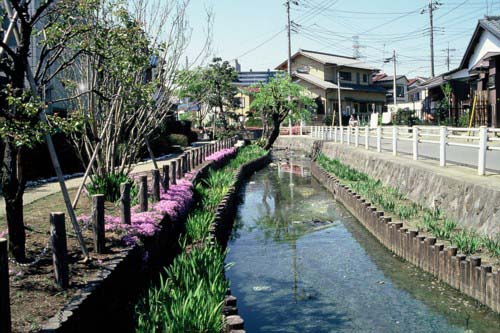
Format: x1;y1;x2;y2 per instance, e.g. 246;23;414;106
294;73;338;89
373;75;407;83
480;16;500;40
276;49;379;71
294;73;386;94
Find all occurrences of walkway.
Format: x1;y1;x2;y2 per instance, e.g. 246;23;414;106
0;154;180;219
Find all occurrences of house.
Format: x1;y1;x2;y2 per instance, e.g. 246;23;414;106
232;62;277;118
275;49;386;124
458;15;500;127
372;74;409;111
410;16;500;126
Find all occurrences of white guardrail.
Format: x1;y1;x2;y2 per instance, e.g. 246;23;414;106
283;125;500;176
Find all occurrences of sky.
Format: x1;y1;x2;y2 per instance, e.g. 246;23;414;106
184;0;500;78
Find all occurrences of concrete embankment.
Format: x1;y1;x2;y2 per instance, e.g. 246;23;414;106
311;161;500;314
275;136;500;235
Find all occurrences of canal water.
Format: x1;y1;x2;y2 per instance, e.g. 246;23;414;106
225;152;500;333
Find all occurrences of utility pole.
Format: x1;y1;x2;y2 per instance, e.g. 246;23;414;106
429;0;435;78
286;0;292;76
384;51;398;111
337;71;342;127
393;50;397;111
421;1;441;78
285;1;298;131
442;43;456;71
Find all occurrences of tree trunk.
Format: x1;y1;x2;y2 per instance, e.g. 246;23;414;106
264;117;281;150
1;138;26;261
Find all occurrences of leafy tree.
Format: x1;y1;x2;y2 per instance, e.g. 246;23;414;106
64;0;210;177
176;57;238;134
438;83;453;125
250;75;315;150
177;69;211;129
203;57;238;131
0;0;90;260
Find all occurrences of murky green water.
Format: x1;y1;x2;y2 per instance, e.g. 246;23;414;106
226;152;500;333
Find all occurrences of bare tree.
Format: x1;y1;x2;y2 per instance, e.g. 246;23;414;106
65;0;213;179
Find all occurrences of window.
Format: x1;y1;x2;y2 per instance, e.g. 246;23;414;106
362;74;368;83
488;74;496;89
339;71;351;81
396;85;405;98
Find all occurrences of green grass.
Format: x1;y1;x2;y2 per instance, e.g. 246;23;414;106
316;153;500;259
135;144;266;332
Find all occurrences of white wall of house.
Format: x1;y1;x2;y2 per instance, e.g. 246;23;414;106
387;89;429;119
468;30;500;69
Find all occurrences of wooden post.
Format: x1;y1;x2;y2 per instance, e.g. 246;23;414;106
170;161;177;185
0;238;11;333
183;154;188;174
152;169;161;202
120;183;131;225
186;152;191;172
139;175;148;212
162;164;170;191
92;195;106;254
176;158;182;179
191;150;196;169
199;147;203;164
50;212;69;289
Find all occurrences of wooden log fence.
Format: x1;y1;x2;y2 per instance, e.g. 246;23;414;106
162;165;170;191
120;183;131;225
0;238;11;333
50;212;69;289
170;160;177;185
139;175;148;212
152;169;161;203
92;194;106;254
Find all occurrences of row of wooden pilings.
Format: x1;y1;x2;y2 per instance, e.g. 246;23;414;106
0;137;236;333
311;161;500;316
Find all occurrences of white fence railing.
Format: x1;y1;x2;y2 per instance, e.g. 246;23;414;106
302;125;499;176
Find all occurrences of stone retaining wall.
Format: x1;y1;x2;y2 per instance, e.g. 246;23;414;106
312;161;500;314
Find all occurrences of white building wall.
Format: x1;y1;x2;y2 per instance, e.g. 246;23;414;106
468;30;500;69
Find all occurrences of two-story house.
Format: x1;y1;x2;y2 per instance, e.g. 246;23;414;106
276;49;386;123
372;73;409;110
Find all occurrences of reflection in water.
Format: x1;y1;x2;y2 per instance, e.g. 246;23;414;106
226;152;500;333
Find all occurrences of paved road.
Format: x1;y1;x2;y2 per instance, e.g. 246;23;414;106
338;136;500;173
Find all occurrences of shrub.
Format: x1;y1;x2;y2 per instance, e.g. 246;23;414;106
394;109;418;126
168;134;189;147
87;172;137;202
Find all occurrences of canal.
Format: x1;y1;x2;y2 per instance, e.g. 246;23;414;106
225;152;500;333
